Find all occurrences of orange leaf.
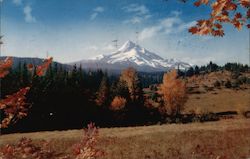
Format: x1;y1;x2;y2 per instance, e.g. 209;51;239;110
188;27;199;34
235;13;242;19
0;57;13;78
36;57;53;77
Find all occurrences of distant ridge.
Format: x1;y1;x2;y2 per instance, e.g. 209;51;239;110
0;56;71;69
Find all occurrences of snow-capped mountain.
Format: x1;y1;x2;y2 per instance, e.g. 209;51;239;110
73;41;191;72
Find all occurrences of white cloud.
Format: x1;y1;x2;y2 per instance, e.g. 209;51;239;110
177;21;196;32
13;0;22;6
123;4;152;24
139;15;195;41
123;4;149;15
23;5;36;23
102;44;115;51
171;10;182;17
139;26;162;40
90;12;98;20
90;6;104;20
87;45;99;51
94;6;104;13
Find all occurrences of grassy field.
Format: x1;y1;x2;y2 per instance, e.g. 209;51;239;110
184;88;250;114
1;118;250;159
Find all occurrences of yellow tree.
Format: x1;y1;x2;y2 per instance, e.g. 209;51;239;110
160;70;188;116
120;67;143;102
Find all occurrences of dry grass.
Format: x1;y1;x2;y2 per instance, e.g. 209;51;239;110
1;119;250;159
184;88;250;114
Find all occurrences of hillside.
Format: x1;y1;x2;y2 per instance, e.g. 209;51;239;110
144;70;250;116
1;119;250;159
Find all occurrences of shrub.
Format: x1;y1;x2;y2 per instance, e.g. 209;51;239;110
224;80;232;88
0;137;60;159
213;80;221;88
200;113;219;122
244;111;250;118
72;123;104;159
231;80;240;88
110;96;127;111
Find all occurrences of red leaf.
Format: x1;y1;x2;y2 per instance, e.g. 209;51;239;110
189;27;199;34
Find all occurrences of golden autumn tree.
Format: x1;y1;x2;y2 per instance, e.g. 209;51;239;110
119;67;143;102
160;70;188;117
95;76;109;106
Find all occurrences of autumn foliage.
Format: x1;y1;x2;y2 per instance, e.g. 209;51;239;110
0;137;59;159
120;67;142;101
110;96;127;111
36;57;53;76
0;57;53;129
160;70;188;116
0;57;13;78
0;87;30;128
72;123;104;159
189;0;250;36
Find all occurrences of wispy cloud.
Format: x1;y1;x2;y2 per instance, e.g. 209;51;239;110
13;0;22;6
94;6;104;12
90;6;104;20
23;5;36;23
170;10;182;17
139;14;195;40
123;4;152;24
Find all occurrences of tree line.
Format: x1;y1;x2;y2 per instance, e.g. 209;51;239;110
1;61;249;133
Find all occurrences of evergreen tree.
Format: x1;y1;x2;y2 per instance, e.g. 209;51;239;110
194;65;200;75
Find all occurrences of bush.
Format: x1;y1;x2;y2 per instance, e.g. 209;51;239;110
110;96;127;111
213;80;221;88
231;80;240;88
72;123;104;159
0;138;60;159
244;111;250;118
246;77;250;84
200;113;219;122
224;80;232;88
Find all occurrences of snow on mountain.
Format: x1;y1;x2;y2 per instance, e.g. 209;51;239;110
74;40;191;72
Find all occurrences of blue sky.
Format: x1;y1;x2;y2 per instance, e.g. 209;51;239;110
1;0;249;65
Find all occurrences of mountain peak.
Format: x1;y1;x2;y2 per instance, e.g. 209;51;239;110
75;40;192;72
118;40;137;52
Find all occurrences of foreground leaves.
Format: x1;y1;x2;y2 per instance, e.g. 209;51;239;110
72;123;105;159
0;57;13;78
0;123;104;159
0;57;53;129
0;137;64;159
189;0;250;36
0;87;30;128
36;57;53;76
